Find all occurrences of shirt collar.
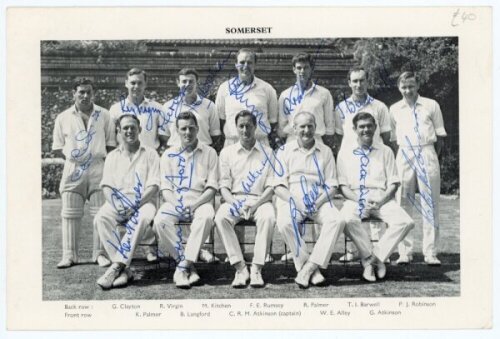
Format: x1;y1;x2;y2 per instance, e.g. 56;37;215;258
400;95;422;108
171;141;204;155
293;81;318;96
126;96;150;106
117;142;146;153
348;94;374;106
183;94;203;107
290;139;321;153
72;104;96;115
236;141;260;154
232;75;258;89
353;142;378;152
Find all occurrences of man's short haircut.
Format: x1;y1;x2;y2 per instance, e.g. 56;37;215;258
178;68;199;81
352;112;376;128
236;48;257;64
291;52;312;67
176;111;199;128
127;68;147;82
293;111;317;127
347;65;368;81
73;78;95;91
117;114;141;129
234;110;257;126
397;71;419;86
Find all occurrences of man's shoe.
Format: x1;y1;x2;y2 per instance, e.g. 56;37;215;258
146;252;158;262
199;249;219;263
281;251;294;262
231;267;250;288
396;254;413;265
310;268;326;286
250;268;265;288
112;268;134;288
362;265;376;282
295;264;314;289
339;252;359;262
97;263;123;290
424;255;441;266
188;267;201;286
173;269;191;289
96;255;111;267
57;257;76;269
375;260;387;280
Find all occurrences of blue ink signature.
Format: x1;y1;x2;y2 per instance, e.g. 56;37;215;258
229;141;285;217
289;197;307;256
335;94;375;120
401;105;436;227
282;42;325;117
106;173;143;260
299;152;333;214
198;51;234;107
283;81;318;116
229;197;247;218
289;150;334;255
353;146;371;218
119;95;164;132
155;223;188;269
161;87;188;132
161;147;196;221
70;110;101;181
227;76;271;135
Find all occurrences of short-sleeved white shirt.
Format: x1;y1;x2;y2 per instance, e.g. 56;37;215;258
215;76;278;140
219;141;275;196
109;96;167;149
278;83;335;139
52;104;116;161
160;142;218;200
163;95;221;146
337;143;400;192
274;140;338;197
334;95;391;150
101;144;160;196
390;95;447;147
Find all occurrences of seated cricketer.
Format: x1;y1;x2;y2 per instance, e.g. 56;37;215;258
215;110;276;288
338;112;415;282
274;111;345;289
153;111;218;289
94;114;160;289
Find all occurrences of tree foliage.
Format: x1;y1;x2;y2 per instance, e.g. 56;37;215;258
351;37;458;105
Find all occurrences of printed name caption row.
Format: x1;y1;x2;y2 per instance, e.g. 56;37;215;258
62;300;438;319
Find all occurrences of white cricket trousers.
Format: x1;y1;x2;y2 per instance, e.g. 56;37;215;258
341;199;415;262
94;202;156;267
153;202;215;263
215;199;275;266
396;144;441;257
276;199;345;271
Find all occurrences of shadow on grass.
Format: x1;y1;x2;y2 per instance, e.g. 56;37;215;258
129;253;460;288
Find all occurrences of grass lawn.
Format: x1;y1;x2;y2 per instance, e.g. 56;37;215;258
42;196;460;300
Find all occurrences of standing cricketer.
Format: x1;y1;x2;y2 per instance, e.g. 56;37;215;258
390;71;447;266
215;48;279;148
52;79;116;268
278;52;335;148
